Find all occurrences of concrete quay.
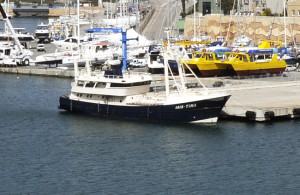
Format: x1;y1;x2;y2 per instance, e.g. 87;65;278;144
1;66;300;122
0;66;74;78
219;77;300;121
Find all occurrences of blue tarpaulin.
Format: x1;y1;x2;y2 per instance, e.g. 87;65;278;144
85;28;122;34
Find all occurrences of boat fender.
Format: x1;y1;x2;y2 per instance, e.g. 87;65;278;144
264;111;275;120
245;111;256;121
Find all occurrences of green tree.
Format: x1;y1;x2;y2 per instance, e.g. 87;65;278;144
221;0;234;15
262;8;272;16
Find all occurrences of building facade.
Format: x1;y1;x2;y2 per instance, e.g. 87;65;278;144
239;0;267;15
197;0;221;15
287;0;300;17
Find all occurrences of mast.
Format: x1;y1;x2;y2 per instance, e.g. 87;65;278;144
283;0;287;48
77;0;80;56
193;0;196;40
106;0;108;20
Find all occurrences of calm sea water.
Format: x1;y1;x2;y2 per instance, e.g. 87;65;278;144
0;17;49;33
0;73;300;194
0;16;300;194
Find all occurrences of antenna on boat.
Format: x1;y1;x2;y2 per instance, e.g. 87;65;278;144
164;29;170;97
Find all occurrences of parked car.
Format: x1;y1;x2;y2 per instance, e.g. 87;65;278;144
285;65;296;71
37;44;45;52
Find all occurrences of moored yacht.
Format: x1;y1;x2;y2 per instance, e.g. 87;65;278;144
0;28;34;42
35;23;50;42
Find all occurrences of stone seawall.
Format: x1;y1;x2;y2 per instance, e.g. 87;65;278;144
184;14;300;45
49;7;101;17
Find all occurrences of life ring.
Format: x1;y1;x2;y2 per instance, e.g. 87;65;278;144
202;48;206;52
235;49;239;53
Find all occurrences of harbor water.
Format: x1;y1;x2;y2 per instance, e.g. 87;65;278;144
0;17;49;33
1;74;300;194
0;15;300;194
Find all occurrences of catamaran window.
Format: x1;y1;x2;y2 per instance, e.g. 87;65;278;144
249;55;255;62
265;54;272;59
228;54;236;60
216;54;224;60
77;81;84;87
85;82;96;88
195;53;202;58
257;55;265;60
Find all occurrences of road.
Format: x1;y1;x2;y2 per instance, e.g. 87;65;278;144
143;0;193;41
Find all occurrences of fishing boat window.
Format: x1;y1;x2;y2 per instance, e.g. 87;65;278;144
95;82;106;88
85;82;96;88
243;56;248;62
209;54;213;61
111;81;151;87
77;81;84;87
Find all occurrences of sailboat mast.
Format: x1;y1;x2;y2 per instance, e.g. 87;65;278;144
283;0;287;48
77;0;80;56
193;0;196;40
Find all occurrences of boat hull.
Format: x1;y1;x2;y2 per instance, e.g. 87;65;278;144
200;68;235;77
59;95;230;123
235;67;286;76
184;63;201;75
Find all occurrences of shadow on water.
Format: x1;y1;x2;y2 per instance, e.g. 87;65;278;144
58;110;226;136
